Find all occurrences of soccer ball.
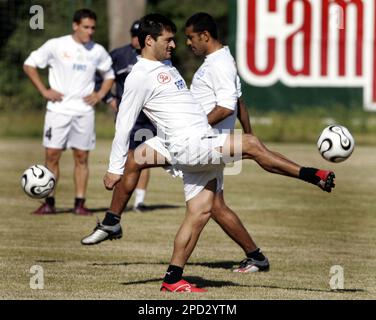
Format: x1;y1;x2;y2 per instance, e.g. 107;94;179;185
20;165;56;199
317;125;355;163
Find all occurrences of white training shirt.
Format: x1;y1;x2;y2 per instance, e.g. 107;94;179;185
190;46;241;131
24;35;114;116
108;58;211;174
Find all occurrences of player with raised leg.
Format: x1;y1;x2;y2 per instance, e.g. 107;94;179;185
81;14;335;292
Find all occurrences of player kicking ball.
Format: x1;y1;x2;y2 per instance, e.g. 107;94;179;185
81;14;335;292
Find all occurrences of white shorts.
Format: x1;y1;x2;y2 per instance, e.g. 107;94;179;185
145;131;229;201
43;111;96;151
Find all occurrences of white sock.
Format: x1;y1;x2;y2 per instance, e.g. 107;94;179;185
134;189;146;207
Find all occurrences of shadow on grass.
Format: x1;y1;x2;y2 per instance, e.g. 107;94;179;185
123;204;183;212
120;276;365;292
47;203;182;214
120;276;246;289
188;261;238;270
35;259;65;263
91;261;366;293
239;285;365;293
90;260;239;269
94;261;365;293
91;262;154;267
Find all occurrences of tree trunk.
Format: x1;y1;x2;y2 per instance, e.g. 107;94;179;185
107;0;146;51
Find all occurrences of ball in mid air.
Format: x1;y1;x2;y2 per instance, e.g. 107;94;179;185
317;125;355;163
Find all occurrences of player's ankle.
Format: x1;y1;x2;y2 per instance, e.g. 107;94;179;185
46;196;55;207
163;265;183;284
102;211;121;226
299;167;320;185
246;248;266;261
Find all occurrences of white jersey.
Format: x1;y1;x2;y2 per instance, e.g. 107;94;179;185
109;58;211;174
24;35;114;116
190;46;242;131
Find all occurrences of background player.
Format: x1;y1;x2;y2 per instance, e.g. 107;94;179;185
23;8;114;215
185;12;268;273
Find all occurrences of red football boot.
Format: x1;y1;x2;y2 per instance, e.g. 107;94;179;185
160;279;207;293
315;170;336;192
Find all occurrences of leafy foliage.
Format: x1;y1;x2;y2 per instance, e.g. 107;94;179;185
147;0;229;83
0;0;229;111
0;0;108;111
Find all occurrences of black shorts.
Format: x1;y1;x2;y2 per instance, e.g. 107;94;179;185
129;112;156;150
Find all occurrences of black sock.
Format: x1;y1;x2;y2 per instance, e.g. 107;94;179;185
74;198;85;207
246;248;266;261
163;265;183;284
299;167;320;185
102;211;121;226
46;197;55;207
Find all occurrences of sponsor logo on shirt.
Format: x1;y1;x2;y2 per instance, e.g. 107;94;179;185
174;79;186;90
73;64;87;71
157;72;171;84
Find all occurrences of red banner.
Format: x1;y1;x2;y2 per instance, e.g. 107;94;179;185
236;0;375;111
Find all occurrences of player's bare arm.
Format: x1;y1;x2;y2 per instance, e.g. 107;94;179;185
84;78;114;106
108;99;118;113
237;98;253;134
207;105;234;126
23;65;63;102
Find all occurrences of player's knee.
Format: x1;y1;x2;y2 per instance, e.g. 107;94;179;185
244;134;265;157
74;152;89;166
192;209;212;228
125;154;143;172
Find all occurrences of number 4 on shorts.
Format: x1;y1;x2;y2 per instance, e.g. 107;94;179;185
45;127;52;140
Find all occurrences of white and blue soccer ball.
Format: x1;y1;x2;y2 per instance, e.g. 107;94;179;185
317;125;355;163
21;165;56;199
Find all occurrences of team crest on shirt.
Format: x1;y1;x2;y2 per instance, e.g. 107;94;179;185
157;72;171;84
61;51;73;61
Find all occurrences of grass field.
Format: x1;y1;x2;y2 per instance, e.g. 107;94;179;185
0;138;375;300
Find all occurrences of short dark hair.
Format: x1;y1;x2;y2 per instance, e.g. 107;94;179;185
138;14;177;49
130;20;141;37
185;12;218;40
73;8;97;24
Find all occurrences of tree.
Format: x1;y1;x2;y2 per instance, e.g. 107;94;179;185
107;0;146;51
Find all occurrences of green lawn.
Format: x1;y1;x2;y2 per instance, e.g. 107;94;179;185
0;139;375;299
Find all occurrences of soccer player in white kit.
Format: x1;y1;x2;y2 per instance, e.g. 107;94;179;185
185;12;269;273
24;9;114;216
81;14;335;292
